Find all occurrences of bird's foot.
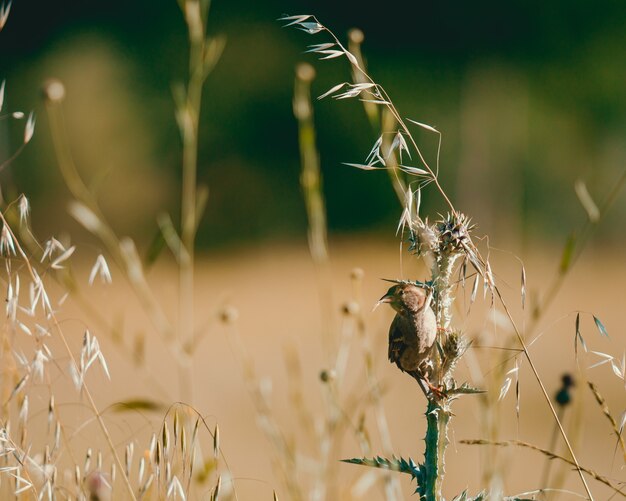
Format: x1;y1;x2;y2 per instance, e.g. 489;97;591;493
426;381;447;400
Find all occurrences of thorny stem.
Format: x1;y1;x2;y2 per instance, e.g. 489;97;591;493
423;252;461;500
423;400;451;501
0;213;137;501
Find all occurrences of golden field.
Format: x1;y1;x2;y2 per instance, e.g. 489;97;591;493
39;235;625;500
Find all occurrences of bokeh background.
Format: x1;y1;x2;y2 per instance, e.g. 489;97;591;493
1;0;625;247
0;1;625;499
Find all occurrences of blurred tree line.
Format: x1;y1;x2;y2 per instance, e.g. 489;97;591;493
0;0;625;249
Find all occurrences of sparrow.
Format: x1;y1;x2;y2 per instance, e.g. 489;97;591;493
378;282;440;397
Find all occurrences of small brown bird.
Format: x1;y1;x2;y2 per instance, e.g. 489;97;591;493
378;282;439;396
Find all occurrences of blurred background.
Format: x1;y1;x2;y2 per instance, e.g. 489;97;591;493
0;1;625;499
0;0;625;249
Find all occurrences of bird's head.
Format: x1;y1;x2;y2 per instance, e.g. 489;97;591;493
377;281;431;314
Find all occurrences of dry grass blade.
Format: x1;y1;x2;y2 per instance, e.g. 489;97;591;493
587;381;626;463
461;439;626;498
575;313;587;359
494;287;594;499
521;264;526;310
592;316;609;337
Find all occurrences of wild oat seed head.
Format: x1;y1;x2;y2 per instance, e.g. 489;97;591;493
42;79;66;103
88;254;112;285
0;222;16;255
23;112;35;144
17;194;30;226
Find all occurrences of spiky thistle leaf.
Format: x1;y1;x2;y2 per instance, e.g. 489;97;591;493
446;382;486;396
341;456;426;495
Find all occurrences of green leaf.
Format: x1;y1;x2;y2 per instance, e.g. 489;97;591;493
593;315;609;337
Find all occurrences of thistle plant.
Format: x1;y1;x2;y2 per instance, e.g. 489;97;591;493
283;14;596;500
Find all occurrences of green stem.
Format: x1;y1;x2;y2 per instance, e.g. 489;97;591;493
423;400;450;500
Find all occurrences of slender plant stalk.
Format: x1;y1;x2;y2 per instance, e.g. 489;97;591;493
178;0;208;404
293;62;335;366
462;439;626;498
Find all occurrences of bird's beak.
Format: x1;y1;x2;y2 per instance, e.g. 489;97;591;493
373;293;393;311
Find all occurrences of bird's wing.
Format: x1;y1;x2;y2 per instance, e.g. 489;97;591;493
388;315;407;367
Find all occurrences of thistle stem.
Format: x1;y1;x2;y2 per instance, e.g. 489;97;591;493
423;399;451;500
